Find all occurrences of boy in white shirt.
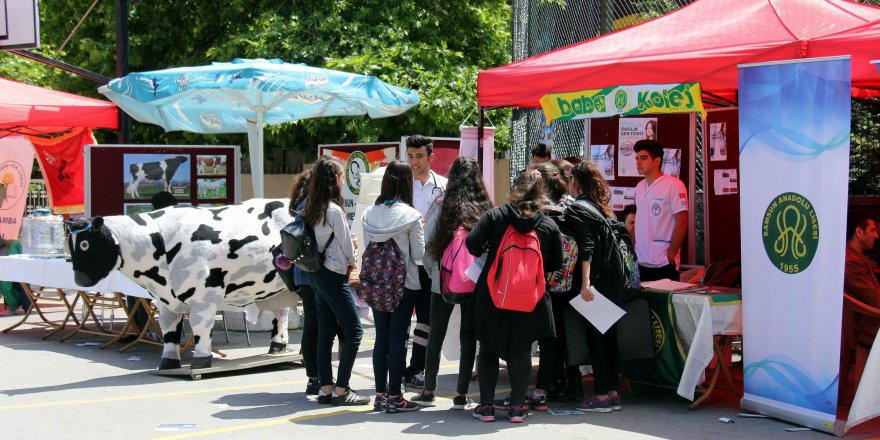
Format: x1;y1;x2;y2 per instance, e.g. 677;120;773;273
633;140;688;282
403;134;447;388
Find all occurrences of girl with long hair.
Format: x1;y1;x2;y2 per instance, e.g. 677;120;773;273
410;157;492;410
565;161;622;413
361;161;425;413
304;156;369;406
466;171;563;423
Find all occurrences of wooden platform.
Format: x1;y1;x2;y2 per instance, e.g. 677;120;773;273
150;352;302;380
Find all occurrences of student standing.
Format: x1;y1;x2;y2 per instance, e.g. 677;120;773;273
633;139;689;282
403;134;447;388
466;171;563;423
566;161;625;413
361;161;425;413
411;157;492;410
304;157;369;406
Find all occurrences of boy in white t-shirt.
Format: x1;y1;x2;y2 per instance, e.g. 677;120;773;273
633;140;689;282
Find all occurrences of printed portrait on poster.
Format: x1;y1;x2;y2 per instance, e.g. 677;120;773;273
590;144;615;180
662;148;682;179
710;122;728;161
618;117;657;177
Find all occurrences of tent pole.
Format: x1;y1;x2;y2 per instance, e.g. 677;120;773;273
255;91;265;198
114;0;130;144
477;107;485;169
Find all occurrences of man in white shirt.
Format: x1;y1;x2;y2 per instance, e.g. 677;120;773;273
403;134;447;388
633;139;688;282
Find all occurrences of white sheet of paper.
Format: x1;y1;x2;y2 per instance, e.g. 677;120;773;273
569;286;626;334
465;253;486;283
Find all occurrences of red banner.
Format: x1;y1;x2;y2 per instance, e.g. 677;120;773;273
29;128;95;214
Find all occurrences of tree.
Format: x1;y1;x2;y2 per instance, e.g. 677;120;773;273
1;0;512;158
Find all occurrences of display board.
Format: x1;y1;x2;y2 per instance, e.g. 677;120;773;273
704;108;741;264
589;113;694;263
84;144;241;217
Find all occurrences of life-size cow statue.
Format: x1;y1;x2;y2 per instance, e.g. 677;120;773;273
68;198;296;370
127;155;188;199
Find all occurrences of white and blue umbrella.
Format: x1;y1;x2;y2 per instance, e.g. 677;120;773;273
99;58;420;197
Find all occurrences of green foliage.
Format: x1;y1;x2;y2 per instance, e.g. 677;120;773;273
4;0;512;155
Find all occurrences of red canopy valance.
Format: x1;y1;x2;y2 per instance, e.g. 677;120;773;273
478;0;880;108
0;77;118;136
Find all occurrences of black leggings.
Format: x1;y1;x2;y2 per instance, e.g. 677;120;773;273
585;321;620;395
424;293;476;395
536;293;571;391
478;346;531;406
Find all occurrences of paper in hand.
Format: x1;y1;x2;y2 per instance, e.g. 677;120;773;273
465;253;487;283
569;286;626;334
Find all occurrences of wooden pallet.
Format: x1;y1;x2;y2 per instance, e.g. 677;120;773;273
149;352;302;380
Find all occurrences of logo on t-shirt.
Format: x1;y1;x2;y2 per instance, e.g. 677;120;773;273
762;192;819;275
651;202;661;216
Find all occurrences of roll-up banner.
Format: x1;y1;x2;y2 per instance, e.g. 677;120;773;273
738;56;851;435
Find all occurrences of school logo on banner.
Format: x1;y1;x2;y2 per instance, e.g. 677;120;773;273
762;192;819;274
345;150;369;195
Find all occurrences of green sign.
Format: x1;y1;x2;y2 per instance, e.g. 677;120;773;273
762;192;819;274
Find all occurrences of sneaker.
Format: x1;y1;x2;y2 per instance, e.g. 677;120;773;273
410;390;437;407
527;393;548;411
373;393;388;412
331;389;371;406
452;395;474;410
610;395;622;411
472;404;495;422
493;394;529;410
507;406;527;423
305;377;321;396
386;395;421;413
575;395;613;413
403;371;426;389
317;389;333;405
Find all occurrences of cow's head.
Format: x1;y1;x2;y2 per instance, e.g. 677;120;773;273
67;217;121;287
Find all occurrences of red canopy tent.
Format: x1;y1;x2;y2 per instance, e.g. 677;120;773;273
0;77;118;136
477;0;880;108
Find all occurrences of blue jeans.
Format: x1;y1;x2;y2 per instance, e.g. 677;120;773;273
312;266;363;389
372;288;417;396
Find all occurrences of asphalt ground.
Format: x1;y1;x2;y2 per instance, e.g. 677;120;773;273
1;304;878;440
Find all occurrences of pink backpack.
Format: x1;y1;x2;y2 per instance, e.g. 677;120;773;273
440;225;477;304
487;225;545;313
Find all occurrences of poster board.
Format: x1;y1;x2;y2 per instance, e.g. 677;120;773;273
84;145;241;217
704;108;741;264
589;113;695;264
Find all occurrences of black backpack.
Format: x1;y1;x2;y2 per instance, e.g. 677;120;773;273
574;200;640;304
280;210;334;273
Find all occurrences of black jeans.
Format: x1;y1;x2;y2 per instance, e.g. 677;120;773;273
478;346;532;406
639;263;679;282
405;266;432;375
299;283;347;379
373;289;418;396
584;321;620;395
312;267;363;389
424;293;476;395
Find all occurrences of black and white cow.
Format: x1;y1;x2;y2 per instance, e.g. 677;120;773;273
68;198;295;370
127;156;189;199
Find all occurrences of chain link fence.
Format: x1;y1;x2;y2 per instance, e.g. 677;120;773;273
509;0;880;199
